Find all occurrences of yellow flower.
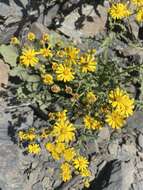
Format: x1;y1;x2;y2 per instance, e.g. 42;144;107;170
92;120;102;130
109;87;134;117
52;119;75;143
61;163;72;182
45;142;55;152
106;110;125;129
80;168;91;177
86;91;97;104
45;143;60;160
84;115;102;130
100;105;109;114
42;74;54;85
39;47;53;58
27;132;36;141
56;110;67;121
18;131;28;141
131;0;143;6
83;179;90;188
80;54;97;73
28;144;41;154
55;142;66;154
84;115;93;129
136;8;143;22
65;46;79;64
10;37;20;45
56;50;66;58
42;33;49;42
73;156;89;171
20;48;39;67
109;3;131;20
52;62;58;71
63;148;76;162
40;129;48;139
27;32;36;41
46;142;66;160
56;64;75;82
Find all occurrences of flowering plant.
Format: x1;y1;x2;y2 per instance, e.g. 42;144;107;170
6;30;136;187
1;0;143;187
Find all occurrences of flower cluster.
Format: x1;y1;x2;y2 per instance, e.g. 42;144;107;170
16;32;97;86
106;87;134;129
11;31;135;188
109;1;143;23
19;110;91;186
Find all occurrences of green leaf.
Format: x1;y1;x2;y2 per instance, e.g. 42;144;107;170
0;45;18;67
9;65;24;76
26;75;40;82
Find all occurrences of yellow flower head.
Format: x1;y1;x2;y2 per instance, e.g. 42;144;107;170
42;74;54;85
83;179;90;188
45;142;55;152
56;64;75;82
42;33;49;42
106;110;125;129
10;37;20;45
39;47;53;58
18;131;28;141
65;46;80;64
27;32;36;41
109;3;131;20
80;53;97;73
84;115;93;129
109;87;134;117
92;120;102;130
40;129;49;139
55;142;66;154
56;109;67;121
73;156;89;171
52;62;58;71
84;115;102;130
56;50;66;58
27;131;36;141
61;163;72;182
28;144;41;154
63;148;76;162
20;48;39;67
131;0;143;6
45;143;60;160
80;168;91;177
52;119;75;143
86;91;97;104
136;8;143;22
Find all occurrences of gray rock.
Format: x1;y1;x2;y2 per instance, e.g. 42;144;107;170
138;134;143;150
32;182;43;190
0;23;20;43
98;127;110;142
0;108;25;190
127;111;143;132
128;15;139;39
58;4;108;42
117;144;137;162
108;141;119;157
43;4;60;27
92;160;135;190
